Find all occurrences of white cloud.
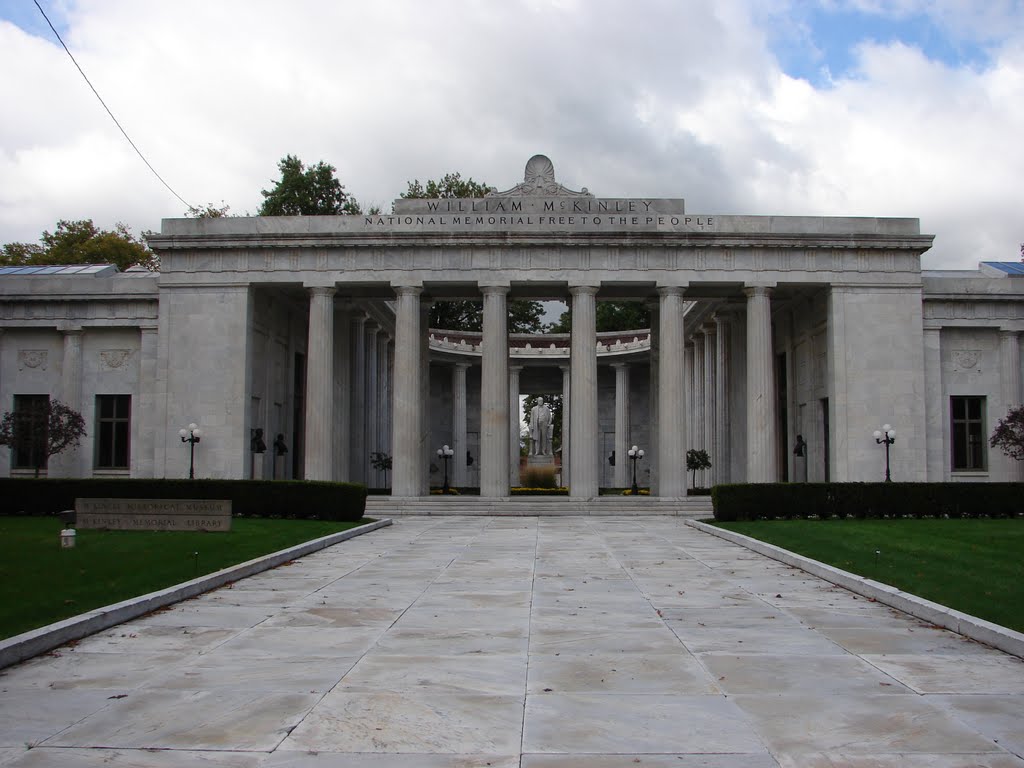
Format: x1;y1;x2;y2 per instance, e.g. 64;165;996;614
0;0;1020;267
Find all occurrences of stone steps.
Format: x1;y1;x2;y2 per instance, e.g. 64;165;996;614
366;495;713;517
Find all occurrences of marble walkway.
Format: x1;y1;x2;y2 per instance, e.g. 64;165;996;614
1;516;1022;767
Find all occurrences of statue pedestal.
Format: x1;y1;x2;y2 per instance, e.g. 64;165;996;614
794;455;807;483
527;455;556;468
252;454;265;480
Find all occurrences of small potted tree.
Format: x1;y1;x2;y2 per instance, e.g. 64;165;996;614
686;448;712;496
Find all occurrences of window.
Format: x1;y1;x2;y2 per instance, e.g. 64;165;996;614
95;395;131;469
951;395;986;471
11;394;49;471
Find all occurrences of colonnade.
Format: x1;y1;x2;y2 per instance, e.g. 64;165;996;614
300;282;780;496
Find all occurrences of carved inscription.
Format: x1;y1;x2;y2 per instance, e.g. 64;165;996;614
99;349;133;369
18;350;48;371
952;350;982;370
75;498;232;531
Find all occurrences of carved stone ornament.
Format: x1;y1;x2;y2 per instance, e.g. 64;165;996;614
100;349;134;369
487;154;593;198
952;350;981;370
18;349;48;371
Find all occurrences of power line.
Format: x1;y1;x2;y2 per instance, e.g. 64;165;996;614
33;0;194;210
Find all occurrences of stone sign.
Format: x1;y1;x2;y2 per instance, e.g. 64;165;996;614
75;498;232;531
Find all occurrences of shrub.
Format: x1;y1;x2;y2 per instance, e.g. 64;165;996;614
0;478;367;522
712;482;1022;522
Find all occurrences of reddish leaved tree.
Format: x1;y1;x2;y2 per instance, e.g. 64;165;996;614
990;405;1024;461
0;399;87;477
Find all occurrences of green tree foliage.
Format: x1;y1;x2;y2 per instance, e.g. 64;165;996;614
401;172;492;201
686;448;712;490
186;201;231;218
1;219;157;271
548;300;651;333
259;154;363;216
990;405;1024;460
403;171;544;333
428;300;545;334
0;399;87;477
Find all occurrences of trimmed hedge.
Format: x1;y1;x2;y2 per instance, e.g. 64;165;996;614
711;482;1022;522
0;478;367;522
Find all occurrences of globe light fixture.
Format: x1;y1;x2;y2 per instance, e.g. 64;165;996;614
626;444;645;495
180;423;202;479
436;444;454;493
873;424;896;482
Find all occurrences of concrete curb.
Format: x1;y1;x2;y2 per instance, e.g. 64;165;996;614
687;519;1024;660
0;518;393;671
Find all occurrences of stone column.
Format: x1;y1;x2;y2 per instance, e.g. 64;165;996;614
647;302;660;495
745;285;777;482
385;338;394;488
419;299;432;494
349;314;367;483
691;331;706;489
560;364;571;487
60;328;84;477
391;285;422;496
376;330;391;486
364;321;380;485
303;287;335;481
684;343;694;464
714;313;732;485
452;362;470;487
612;362;630;488
658;286;687;497
509;365;522;487
703;322;717;487
480;285;510;497
569;285;599;498
923;327;944;480
999;330;1023;481
333;303;352;482
136;325;159;478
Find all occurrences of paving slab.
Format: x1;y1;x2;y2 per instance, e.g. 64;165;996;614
0;516;1021;766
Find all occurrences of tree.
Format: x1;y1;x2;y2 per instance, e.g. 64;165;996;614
548;300;651;333
259;154;363;216
990;405;1024;460
402;172;545;333
186;201;231;218
401;172;492;201
1;219;158;271
686;448;712;490
0;399;87;477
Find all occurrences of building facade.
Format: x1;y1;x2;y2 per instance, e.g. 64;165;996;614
1;157;1022;494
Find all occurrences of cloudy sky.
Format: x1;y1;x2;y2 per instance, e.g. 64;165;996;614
0;0;1021;269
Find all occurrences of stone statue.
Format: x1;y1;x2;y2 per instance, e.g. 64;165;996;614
251;428;267;454
273;433;288;456
529;398;553;456
793;434;806;458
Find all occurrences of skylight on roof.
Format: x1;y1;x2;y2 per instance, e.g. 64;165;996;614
0;264;117;277
981;262;1024;276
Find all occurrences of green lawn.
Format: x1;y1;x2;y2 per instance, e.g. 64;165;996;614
0;517;366;640
714;519;1024;633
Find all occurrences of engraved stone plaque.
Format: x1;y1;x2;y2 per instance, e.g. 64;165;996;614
75;498;232;531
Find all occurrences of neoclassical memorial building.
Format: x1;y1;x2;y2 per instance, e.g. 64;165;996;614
1;156;1022;497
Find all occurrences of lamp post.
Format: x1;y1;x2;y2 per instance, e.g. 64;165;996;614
437;444;454;493
873;424;896;482
179;423;202;480
627;444;645;495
